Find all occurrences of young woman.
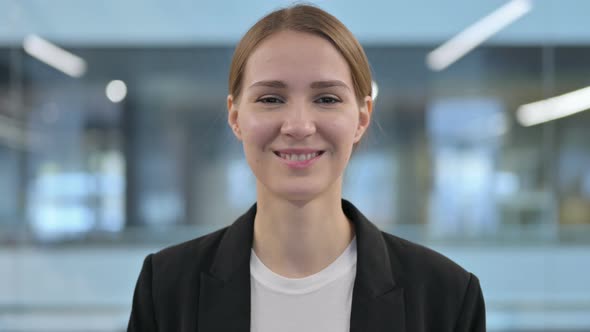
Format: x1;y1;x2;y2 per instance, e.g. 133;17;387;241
128;4;486;332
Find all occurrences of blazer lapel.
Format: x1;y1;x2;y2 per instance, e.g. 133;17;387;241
343;200;406;332
197;204;256;332
198;265;251;331
350;285;406;331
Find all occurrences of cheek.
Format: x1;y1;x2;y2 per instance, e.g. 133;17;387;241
239;115;279;148
323;114;359;146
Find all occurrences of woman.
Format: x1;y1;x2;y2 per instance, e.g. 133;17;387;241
128;4;486;332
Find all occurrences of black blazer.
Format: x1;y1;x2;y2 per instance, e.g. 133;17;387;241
128;200;486;331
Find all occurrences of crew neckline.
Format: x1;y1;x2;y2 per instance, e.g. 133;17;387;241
250;236;357;295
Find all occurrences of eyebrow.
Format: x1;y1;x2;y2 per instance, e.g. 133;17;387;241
248;80;351;91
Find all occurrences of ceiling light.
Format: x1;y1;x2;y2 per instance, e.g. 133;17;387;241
23;34;87;78
426;0;532;71
106;80;128;103
517;86;590;126
371;81;379;101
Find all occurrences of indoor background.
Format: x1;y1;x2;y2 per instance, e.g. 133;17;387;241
0;0;589;331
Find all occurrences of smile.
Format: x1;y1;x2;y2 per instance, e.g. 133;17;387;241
275;151;323;161
273;150;325;169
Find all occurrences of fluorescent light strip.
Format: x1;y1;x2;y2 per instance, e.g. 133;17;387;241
23;34;87;78
426;0;532;71
517;86;590;127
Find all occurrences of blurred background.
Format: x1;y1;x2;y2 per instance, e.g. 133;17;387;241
0;0;589;331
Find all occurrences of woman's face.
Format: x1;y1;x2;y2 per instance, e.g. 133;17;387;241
228;30;372;202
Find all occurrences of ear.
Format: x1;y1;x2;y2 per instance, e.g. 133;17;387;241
353;96;373;143
227;94;242;141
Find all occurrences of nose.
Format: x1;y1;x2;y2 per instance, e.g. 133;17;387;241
280;102;316;139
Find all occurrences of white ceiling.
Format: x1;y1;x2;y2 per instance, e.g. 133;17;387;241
0;0;589;46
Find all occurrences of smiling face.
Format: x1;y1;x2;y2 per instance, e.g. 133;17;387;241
228;30;372;203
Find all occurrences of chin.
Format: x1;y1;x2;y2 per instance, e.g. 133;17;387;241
257;174;341;203
267;181;337;204
273;188;323;202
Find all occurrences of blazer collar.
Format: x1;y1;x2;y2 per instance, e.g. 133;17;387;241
198;199;405;332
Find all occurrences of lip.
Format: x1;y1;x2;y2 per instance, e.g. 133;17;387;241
274;148;323;154
273;149;325;169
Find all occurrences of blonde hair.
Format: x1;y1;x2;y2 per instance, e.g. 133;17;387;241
228;4;372;104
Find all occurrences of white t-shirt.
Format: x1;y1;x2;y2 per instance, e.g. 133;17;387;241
250;236;357;332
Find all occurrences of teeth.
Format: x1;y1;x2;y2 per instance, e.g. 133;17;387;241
279;152;320;161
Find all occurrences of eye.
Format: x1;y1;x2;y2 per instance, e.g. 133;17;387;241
256;96;284;104
315;96;341;104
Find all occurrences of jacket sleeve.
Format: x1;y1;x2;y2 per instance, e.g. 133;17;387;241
127;254;158;332
454;273;486;332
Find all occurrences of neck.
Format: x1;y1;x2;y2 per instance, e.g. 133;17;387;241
252;182;355;278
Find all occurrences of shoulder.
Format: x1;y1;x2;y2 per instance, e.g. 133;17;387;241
149;226;229;277
380;231;474;296
379;232;485;328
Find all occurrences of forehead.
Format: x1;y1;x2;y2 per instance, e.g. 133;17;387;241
243;30;353;88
